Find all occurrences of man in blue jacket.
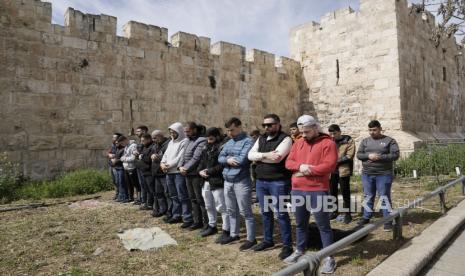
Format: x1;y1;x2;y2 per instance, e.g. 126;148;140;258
218;117;256;251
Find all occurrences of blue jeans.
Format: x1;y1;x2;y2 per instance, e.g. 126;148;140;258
224;178;255;241
166;174;193;222
110;167;118;194
115;169;128;200
291;190;333;252
362;174;393;219
256;179;292;246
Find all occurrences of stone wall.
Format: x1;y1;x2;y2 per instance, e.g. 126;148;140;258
396;0;465;139
290;0;465;151
0;0;304;179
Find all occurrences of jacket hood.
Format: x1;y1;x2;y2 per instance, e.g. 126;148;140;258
168;122;186;142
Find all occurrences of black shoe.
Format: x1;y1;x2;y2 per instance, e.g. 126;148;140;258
216;230;230;244
239;239;257;251
139;205;151;210
188;223;203;231
180;221;194;229
384;222;393;232
163;216;172;223
253;241;275;252
343;214;352;224
221;235;240;245
133;200;141;205
152;211;165;218
357;218;370;226
329;212;339;220
167;217;182;224
202;224;209;231
200;226;218;237
279;246;294;260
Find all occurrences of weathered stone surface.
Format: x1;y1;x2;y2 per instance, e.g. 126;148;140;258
0;0;302;179
290;0;465;151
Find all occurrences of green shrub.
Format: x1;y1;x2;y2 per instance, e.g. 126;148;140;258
0;151;112;203
395;145;465;177
18;169;113;200
0;152;25;203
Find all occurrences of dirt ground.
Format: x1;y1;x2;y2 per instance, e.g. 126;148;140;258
0;178;464;276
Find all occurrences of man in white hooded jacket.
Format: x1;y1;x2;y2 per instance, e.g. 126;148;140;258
161;122;193;226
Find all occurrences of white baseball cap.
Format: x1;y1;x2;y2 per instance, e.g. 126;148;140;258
297;115;318;127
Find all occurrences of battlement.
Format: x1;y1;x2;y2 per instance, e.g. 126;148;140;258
64;8;117;41
321;7;355;25
122;21;168;42
4;0;301;71
211;41;246;59
170;31;210;52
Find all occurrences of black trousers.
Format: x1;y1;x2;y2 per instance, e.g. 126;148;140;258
185;175;207;225
329;174;351;213
124;170;139;201
144;175;155;207
146;175;169;215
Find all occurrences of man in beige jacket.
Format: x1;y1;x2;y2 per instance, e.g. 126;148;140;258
328;124;355;224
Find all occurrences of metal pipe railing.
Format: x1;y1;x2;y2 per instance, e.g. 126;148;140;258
273;175;465;276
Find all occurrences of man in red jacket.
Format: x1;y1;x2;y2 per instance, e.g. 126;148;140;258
284;115;338;274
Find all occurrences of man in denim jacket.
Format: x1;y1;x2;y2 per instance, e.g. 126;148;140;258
218;117;256;251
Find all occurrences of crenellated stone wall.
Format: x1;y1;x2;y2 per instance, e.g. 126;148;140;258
1;0;464;179
0;0;304;179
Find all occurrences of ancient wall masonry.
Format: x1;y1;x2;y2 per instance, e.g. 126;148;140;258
290;0;465;151
2;0;465;178
0;0;304;179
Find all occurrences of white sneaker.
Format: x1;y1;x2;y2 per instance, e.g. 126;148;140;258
320;256;337;274
283;250;304;264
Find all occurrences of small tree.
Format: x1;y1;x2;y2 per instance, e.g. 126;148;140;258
411;0;465;47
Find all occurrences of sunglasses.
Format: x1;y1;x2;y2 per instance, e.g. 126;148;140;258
262;123;277;128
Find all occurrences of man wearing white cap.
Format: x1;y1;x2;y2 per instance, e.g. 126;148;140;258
284;115;338;274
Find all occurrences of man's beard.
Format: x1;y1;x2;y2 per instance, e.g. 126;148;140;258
266;130;278;137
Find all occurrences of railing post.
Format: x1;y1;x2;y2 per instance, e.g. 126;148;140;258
462;178;465;196
393;215;403;240
439;191;447;214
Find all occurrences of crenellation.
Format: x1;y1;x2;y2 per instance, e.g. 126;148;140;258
321;7;356;25
245;49;275;67
122;21;168;43
171;31;205;53
64;8;117;40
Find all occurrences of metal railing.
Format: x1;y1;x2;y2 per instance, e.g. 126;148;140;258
273;175;465;276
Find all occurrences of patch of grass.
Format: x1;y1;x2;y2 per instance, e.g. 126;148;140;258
350;255;364;266
17;170;112;200
58;267;95;276
173;260;193;273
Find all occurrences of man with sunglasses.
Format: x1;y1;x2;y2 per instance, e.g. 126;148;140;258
248;114;293;259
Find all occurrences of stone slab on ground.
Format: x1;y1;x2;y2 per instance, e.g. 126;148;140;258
367;199;465;276
117;227;177;251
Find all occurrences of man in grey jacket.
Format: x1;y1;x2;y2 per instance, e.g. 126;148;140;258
179;122;208;231
356;120;399;231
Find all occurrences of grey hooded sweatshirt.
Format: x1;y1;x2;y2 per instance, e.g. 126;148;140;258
161;122;188;174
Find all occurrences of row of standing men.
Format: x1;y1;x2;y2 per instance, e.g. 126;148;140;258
108;114;399;274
